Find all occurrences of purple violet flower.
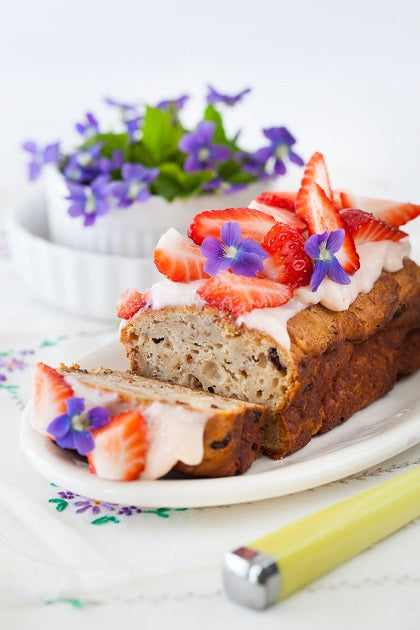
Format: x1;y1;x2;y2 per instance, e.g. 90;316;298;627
98;149;124;174
304;229;351;292
179;120;230;172
206;85;251;107
47;397;110;456
201;221;268;277
66;174;111;226
156;94;189;112
254;127;304;176
0;374;6;382
202;177;248;194
239;151;272;181
109;163;159;207
75;112;99;138
125;115;143;142
104;96;139;116
63;143;103;183
22;141;60;181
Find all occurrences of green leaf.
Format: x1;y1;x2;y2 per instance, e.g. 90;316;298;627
141;106;185;165
217;160;256;185
80;132;130;158
151;163;214;201
126;141;155;168
204;105;241;152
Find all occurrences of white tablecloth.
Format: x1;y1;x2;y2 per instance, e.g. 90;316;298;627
1;211;419;630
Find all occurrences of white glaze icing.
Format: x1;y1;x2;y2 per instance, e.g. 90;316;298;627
150;279;206;309
140;402;210;480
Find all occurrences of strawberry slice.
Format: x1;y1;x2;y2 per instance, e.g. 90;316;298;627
31;362;74;436
295;152;333;222
261;223;313;287
340;208;408;244
255;191;297;212
154;228;208;282
197;271;293;316
88;410;148;481
299;183;360;274
188;208;278;246
338;191;420;227
116;288;149;320
249;196;306;233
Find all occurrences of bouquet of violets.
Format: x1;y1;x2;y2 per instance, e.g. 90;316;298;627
22;86;303;227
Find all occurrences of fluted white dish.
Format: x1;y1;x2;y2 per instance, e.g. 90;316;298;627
7;191;162;320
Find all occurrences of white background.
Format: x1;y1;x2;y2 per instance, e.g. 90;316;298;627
1;0;420;203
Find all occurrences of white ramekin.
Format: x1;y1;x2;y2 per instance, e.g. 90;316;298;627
44;168;265;258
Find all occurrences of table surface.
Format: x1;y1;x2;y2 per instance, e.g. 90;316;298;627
0;197;419;630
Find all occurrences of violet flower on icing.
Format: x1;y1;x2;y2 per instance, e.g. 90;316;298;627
201;221;268;277
253;127;304;176
304;228;351;292
22;141;60;181
206;85;251;107
178;120;230;172
66;174;111;226
109;163;159;207
47;397;110;456
75;112;100;138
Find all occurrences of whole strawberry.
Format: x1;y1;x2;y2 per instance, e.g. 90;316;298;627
262;223;313;287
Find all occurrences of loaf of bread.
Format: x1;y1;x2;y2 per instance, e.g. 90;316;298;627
32;364;265;479
120;259;420;458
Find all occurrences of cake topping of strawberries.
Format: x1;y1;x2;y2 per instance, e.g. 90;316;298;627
31;362;74;436
117;288;149;320
340;208;408;244
188;207;278;246
87;410;148;481
154;227;208;282
338;191;420;227
250;192;307;232
261;223;313;287
297;182;360;275
255;191;297;212
197;272;293;315
201;221;268;277
295;152;333;220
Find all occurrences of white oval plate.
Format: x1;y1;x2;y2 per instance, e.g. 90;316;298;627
20;341;420;508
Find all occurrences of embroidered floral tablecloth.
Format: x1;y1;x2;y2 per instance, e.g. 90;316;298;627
1;218;419;630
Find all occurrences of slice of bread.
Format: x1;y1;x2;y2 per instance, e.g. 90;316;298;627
58;366;266;478
120;259;420;458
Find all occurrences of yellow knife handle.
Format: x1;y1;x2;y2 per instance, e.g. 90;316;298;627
223;466;420;609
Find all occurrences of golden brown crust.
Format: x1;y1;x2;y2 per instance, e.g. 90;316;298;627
266;259;420;457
